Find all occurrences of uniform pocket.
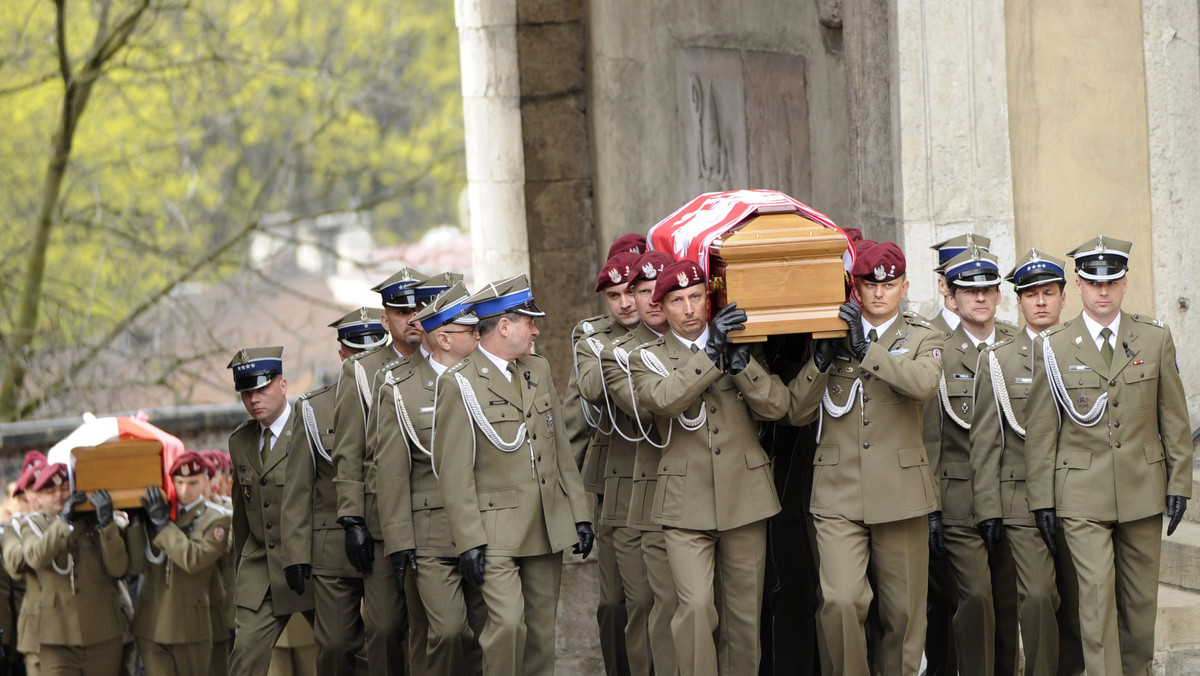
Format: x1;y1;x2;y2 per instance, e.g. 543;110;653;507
999;463;1027;519
652;459;687;521
1054;450;1091;512
899;447;934;512
810;447;840;510
1124;363;1159;410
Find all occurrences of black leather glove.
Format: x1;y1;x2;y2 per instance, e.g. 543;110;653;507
573;522;596;559
390;549;418;589
977;517;1004;553
61;491;88;522
1033;508;1057;555
727;344;750;375
284;563;311;596
928;511;946;557
139;486;172;532
838;301;869;361
812;338;839;372
339;516;374;574
1167;495;1188;536
90;490;115;529
705;302;747;363
459;546;486;587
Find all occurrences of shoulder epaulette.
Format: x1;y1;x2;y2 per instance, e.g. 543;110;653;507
1038;321;1071;338
381;355;409;372
903;311;934;329
446;357;471;375
996;318;1017;330
204;499;233;517
1130;314;1165;328
989;335;1016;351
348;345;384;363
611;331;639;348
299;384;334;401
233;419;257;433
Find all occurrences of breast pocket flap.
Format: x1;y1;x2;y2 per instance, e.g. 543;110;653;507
1058;450;1092;469
658;459;688;476
477;488;519;511
1124;363;1159;384
744;449;771;469
898;448;928;468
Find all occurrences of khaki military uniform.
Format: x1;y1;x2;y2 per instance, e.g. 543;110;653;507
434;348;591;676
332;345;409;675
1026;312;1193;675
129;500;233;676
630;334;788;676
376;356;486;676
788;313;942;676
972;329;1084;676
0;526;16;673
563;314;629;676
4;515;41;676
22;512;130;675
923;321;1018;676
601;322;677;676
208;494;235;676
228;413;315;676
576;324;654;676
923;309;958;676
282;386;365;676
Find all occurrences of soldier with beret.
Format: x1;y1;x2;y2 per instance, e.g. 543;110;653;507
787;242;942;675
628;258;789;676
598;249;678;676
374;281;486;675
200;450;236;676
1025;236;1192;674
3;452;47;676
433;274;594;676
21;463;129;675
332;268;429;676
225;347;314;676
280;308;388;676
128;452;233;676
970;250;1084;676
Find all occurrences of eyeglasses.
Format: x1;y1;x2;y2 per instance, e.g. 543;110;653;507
440;329;477;335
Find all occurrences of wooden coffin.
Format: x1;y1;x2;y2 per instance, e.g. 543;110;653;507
709;213;849;343
72;439;164;510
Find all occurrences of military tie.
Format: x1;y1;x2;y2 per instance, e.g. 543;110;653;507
1099;327;1114;366
867;329;878;343
507;362;524;407
691;344;699;353
260;427;274;459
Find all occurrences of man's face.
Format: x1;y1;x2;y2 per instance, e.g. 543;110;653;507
501;315;539;358
952;285;1000;327
1076;277;1127;324
38;484;68;514
633;279;668;332
240;375;288;426
1017;283;1066;333
433;324;479;362
663;285;708;341
853;276;909;325
382;306;423;352
173;474;209;507
603;282;639;330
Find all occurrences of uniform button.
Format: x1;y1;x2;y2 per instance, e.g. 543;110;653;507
710;406;717;413
537;455;542;462
806;375;813;382
1009;471;1015;478
714;449;721;455
1062;460;1068;465
612;469;618;474
705;387;712;394
488;500;495;507
863;419;870;426
260;478;267;486
527;413;532;419
1110;380;1117;386
752;375;759;382
264;501;271;508
817;456;823;462
712;428;719;434
541;478;546;485
872;365;879;371
423;499;429;507
863;442;870;449
1115;442;1122;449
943;470;948;477
532;433;538;440
501;412;506;418
641;472;646;478
862;396;870;403
1114;422;1121;428
268;542;275;549
1113;401;1119;407
266;522;272;529
695;368;702;374
662;466;669;472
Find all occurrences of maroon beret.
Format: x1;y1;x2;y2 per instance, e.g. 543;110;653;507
652;259;707;304
851;241;906;282
15;451;47;494
843;227;864;243
629;250;676;284
31;463;68;493
171;451;213;479
606;234;647;259
595;252;641;292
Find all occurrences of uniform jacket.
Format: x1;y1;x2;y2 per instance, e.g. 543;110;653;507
332;344;410;532
3;516;40;655
434;348;591;557
971;330;1039;526
22;513;129;647
229;417;314;616
1026;312;1193;521
629;333;788;531
208;495;235;641
788;313;943;525
600;323;665;530
923;321;1016;527
282;386;358;577
375;357;459;558
129;501;232;643
565;314;614;492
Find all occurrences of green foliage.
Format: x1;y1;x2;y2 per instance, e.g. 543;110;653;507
0;0;464;419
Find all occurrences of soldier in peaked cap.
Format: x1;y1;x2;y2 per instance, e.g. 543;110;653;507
225;347;315;676
332;268;429;676
1025;236;1192;675
921;245;1020;676
597;248;679;676
628;258;789;676
433;274;593;676
574;251;653;676
929;234;992;334
970;250;1084;676
279;308;387;676
787;242;942;676
127;452;232;676
374;281;487;675
22;463;130;675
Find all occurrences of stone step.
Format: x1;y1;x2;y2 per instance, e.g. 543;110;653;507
1160;519;1200;593
1154;584;1200;673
